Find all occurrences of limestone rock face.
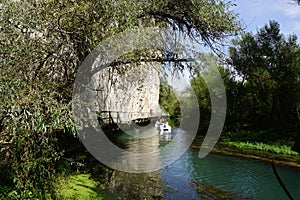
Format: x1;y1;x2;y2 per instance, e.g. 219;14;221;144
95;62;161;123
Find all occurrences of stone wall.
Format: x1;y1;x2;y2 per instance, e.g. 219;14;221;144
94;62;161;123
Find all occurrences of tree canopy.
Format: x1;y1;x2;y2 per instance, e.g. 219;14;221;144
0;0;241;198
1;0;240;79
228;20;300;131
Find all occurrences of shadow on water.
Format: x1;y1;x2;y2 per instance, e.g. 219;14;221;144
105;126;165;199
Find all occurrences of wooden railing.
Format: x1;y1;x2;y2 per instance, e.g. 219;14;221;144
97;110;169;124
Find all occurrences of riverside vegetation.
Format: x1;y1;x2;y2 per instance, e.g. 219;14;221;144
0;0;300;199
0;0;240;198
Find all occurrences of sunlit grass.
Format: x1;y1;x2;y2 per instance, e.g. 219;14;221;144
55;174;105;200
226;141;299;156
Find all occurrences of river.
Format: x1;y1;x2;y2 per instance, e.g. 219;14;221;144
107;126;300;199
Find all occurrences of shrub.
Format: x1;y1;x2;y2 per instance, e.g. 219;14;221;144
226;141;299;156
0;77;76;199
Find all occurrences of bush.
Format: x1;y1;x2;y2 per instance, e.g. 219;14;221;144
0;77;76;199
226;141;299;156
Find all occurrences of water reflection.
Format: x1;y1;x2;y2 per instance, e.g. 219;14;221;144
106;127;300;199
106;126;165;199
107;126;162;172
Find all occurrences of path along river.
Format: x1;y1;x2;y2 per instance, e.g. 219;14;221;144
107;126;300;199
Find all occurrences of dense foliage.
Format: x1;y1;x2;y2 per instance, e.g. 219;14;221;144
0;0;240;198
228;21;300;133
190;21;300;149
159;79;181;127
0;77;75;199
190;53;232;135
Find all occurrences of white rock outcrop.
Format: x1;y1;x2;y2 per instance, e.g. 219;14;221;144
95;62;161;123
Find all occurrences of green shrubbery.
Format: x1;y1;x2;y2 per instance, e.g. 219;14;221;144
159;79;181;127
0;77;75;199
0;0;241;198
226;141;299;156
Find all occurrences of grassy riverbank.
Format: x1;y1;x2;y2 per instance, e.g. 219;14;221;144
191;134;300;168
0;172;117;200
55;174;106;200
224;141;298;156
0;148;111;200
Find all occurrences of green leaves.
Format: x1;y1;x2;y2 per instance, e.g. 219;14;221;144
0;77;75;199
159;78;181;126
228;20;300;129
145;0;240;51
0;0;241;197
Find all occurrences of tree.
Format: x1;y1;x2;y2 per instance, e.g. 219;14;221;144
190;53;232;135
1;0;240;78
159;79;181;126
0;0;241;198
191;74;211;134
228;20;300;132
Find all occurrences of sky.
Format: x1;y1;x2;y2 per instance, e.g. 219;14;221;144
157;1;300;90
233;0;300;39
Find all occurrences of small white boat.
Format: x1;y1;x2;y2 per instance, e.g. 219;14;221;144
160;122;171;134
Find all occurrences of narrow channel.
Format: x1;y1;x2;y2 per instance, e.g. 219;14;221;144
107;126;300;199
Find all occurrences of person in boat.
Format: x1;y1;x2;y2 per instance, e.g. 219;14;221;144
163;121;169;128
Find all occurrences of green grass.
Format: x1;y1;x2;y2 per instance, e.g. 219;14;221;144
0;169;118;199
226;141;299;156
55;174;106;200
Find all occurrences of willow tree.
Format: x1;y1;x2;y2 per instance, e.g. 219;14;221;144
1;0;240;80
0;0;240;198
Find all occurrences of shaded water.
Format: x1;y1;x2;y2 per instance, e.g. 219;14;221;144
108;127;300;199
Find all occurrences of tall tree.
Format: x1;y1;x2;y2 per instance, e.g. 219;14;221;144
1;0;241;80
228;20;300;130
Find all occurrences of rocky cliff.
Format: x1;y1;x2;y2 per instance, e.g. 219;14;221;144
95;62;161;123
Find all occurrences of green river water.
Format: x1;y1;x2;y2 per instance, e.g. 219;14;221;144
108;127;300;199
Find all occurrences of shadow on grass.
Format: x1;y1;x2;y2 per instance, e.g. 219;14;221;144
56;174;119;200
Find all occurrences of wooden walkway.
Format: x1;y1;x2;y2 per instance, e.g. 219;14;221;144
97;110;169;125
